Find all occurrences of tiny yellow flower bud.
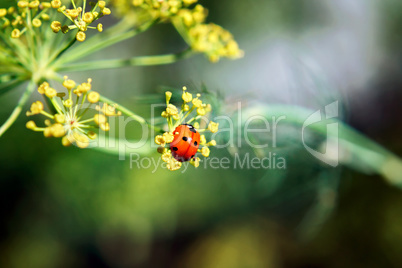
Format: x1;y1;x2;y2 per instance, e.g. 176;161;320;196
78;22;87;32
97;23;103;32
200;135;206;145
43;127;52;137
193;122;200;129
167;158;182;171
66;9;79;19
18;1;29;8
29;1;40;9
208;140;216;146
50;21;61;33
44;119;51;126
102;7;111;15
45;87;57;98
93;11;99;17
32;18;41;27
26;120;37;130
42;14;50;21
57;5;66;12
87;131;97;139
96;103;120;116
155;135;165;145
205;104;212;113
27;101;44;115
132;0;143;6
62;79;75;90
73;132;89;148
201;146;210;157
183;0;197;6
3;18;10;27
166;104;178;116
161;151;172;162
42;2;51;8
11;17;21;27
54;114;65;123
182;91;192;103
63;99;73;108
197;107;206;116
0;8;7;17
163;132;174;143
11;29;21;38
100;122;110;131
38;82;49;94
165;91;172;103
62;136;72;146
190;157;200;167
76;81;91;93
51;0;61;8
94;114;107;125
179;10;193;27
192;98;202;108
183;104;190;111
82;12;94;23
87;91;100;103
51;123;65;137
76;31;86;42
208;121;219;133
98;1;106;9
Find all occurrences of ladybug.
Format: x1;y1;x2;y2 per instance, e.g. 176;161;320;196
170;124;200;162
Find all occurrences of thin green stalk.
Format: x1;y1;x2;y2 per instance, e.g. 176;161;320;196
0;80;35;137
57;49;195;72
48;37;77;65
244;105;402;187
99;95;146;124
25;8;37;70
99;95;163;133
53;19;158;67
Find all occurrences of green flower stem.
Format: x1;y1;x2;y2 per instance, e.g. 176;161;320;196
57;49;195;72
48;37;77;66
245;105;402;187
99;95;163;133
0;80;35;137
93;136;154;156
53;19;158;67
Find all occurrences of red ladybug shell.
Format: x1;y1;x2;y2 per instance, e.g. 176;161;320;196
170;124;200;162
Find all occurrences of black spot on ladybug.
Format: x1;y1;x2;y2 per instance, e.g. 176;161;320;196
194;141;198;146
183;123;197;133
191;155;195;158
173;147;178;151
182;136;188;141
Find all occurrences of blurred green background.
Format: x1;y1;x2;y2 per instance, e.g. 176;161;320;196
1;0;402;267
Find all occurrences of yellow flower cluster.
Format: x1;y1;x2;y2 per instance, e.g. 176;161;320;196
174;4;244;62
111;0;197;21
108;0;242;62
26;77;121;148
50;0;110;41
0;1;52;39
154;87;218;171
